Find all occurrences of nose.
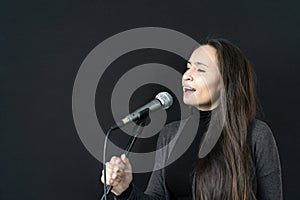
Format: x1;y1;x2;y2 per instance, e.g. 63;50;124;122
182;68;193;81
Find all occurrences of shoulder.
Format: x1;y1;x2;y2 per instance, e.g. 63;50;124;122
248;119;281;175
248;119;275;144
248;119;279;152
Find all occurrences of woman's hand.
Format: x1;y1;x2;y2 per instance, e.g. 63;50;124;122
101;154;133;196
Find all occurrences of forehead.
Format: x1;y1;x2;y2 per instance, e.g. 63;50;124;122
189;45;218;67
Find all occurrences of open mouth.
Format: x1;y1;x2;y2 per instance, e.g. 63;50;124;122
183;86;196;93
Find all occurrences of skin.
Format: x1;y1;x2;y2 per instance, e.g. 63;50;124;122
101;154;133;196
182;45;221;111
101;45;221;195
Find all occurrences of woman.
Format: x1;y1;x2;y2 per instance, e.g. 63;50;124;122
101;39;282;199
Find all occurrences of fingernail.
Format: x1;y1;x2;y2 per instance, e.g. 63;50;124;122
121;154;126;161
112;173;117;179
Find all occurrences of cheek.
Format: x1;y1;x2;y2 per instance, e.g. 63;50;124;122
193;78;210;101
196;76;220;100
207;78;221;100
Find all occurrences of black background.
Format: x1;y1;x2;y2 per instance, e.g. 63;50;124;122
1;0;300;199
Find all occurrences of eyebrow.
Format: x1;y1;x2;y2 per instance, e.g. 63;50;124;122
187;61;209;68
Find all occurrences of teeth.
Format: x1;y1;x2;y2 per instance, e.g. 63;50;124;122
183;86;195;92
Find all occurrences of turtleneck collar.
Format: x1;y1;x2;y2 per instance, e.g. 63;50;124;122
189;106;213;120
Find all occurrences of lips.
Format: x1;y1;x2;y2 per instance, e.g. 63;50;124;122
183;85;196;93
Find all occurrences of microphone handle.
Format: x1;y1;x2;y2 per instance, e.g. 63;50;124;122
100;121;145;200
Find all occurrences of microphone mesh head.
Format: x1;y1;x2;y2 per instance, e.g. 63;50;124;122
155;92;173;110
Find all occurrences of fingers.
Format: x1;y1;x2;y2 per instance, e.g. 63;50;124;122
121;154;128;163
109;156;126;171
121;154;132;173
101;165;123;186
106;161;125;173
100;155;133;195
101;170;122;184
108;154;132;173
101;175;121;186
100;155;132;186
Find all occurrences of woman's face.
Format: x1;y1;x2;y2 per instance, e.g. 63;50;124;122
182;45;221;111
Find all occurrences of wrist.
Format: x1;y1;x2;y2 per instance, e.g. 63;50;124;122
116;182;133;199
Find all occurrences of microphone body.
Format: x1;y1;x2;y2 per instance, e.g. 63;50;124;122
113;92;173;128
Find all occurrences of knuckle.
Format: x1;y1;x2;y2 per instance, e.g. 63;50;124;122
114;166;121;172
109;179;115;185
115;158;122;163
106;163;113;170
105;162;111;168
111;156;117;161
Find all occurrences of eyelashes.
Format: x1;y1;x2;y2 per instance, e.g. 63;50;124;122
197;68;206;73
185;67;206;73
186;64;206;73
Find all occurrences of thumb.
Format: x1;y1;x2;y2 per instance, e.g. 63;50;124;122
121;153;128;163
121;154;132;173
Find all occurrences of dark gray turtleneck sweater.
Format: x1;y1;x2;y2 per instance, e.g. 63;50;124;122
113;111;282;200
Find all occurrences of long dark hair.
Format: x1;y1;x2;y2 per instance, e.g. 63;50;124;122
192;39;260;200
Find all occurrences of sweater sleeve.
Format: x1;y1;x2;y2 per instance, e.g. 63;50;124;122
117;164;166;200
115;122;180;200
251;120;283;200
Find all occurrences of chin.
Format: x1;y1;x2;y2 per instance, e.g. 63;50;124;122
183;100;197;107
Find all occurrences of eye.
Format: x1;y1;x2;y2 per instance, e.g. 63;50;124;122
197;68;206;72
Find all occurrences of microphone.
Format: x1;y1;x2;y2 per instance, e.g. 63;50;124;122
113;92;173;128
102;92;172;199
